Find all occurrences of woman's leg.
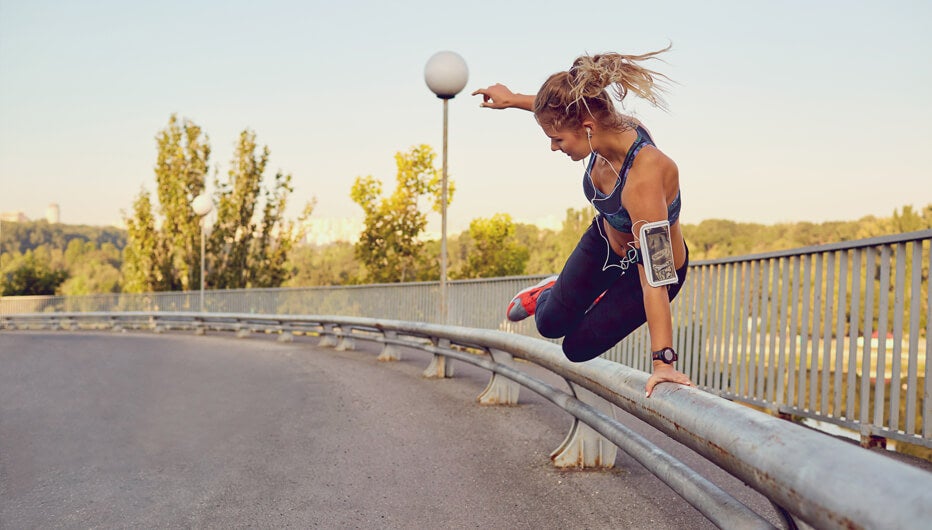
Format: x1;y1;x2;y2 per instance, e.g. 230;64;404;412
534;217;627;339
562;251;690;363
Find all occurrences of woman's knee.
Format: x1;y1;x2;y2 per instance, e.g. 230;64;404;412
560;337;605;363
535;313;572;339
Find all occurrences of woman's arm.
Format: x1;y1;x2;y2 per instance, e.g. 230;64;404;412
471;84;535;111
623;152;693;397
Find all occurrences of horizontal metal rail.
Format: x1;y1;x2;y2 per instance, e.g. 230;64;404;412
3;311;931;530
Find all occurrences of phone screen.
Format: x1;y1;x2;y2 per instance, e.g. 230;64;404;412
639;221;678;287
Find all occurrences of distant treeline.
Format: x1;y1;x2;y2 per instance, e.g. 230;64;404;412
0;220;126;256
286;204;932;286
1;204;930;294
682;203;932;260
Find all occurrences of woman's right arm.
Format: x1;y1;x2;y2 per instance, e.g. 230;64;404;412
471;84;535;111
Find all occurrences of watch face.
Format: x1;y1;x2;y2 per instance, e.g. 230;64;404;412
656;348;676;363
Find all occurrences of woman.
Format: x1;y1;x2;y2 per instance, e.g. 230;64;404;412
472;47;692;397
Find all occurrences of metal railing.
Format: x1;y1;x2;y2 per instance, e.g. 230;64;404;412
2;311;930;530
2;230;929;448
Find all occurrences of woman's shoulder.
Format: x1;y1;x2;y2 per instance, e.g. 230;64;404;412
630;144;677;181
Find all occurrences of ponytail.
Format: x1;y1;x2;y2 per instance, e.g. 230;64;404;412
569;44;672;111
534;44;672;132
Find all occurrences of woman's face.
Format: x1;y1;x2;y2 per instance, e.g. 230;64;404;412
540;123;590;162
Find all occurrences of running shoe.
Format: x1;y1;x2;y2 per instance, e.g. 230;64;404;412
506;275;558;322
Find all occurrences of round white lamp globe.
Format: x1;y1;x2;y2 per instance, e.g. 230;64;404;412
192;193;213;217
424;51;469;99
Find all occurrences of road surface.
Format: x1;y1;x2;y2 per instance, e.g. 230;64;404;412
1;331;780;528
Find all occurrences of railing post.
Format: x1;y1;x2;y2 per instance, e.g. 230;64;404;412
377;330;401;361
423;338;454;378
335;327;356;351
318;324;337;348
477;348;520;405
550;381;617;468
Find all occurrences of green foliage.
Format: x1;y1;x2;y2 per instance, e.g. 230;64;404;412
0;221;125;295
59;240;122;295
120;115;313;293
681;205;932;260
351;145;452;283
285;242;366;286
121;115;209;293
121;190;162;293
0;220;126;256
1;249;68;296
207;129;314;289
156;114;211;292
453;213;528;279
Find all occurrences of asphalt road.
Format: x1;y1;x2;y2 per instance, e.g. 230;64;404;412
0;331;782;529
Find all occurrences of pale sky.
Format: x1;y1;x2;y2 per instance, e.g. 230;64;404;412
1;0;930;234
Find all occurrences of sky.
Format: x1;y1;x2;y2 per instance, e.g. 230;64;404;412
1;0;930;235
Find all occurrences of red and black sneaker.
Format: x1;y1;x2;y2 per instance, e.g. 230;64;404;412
506;275;558;322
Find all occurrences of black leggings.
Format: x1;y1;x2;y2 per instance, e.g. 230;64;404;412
535;216;689;362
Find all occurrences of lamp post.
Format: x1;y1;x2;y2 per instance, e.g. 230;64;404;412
424;50;468;324
191;193;213;312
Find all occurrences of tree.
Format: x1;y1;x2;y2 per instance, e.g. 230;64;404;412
155;114;211;291
59;240;122;295
121;190;162;293
285;242;366;286
121;116;312;293
351;145;452;283
1;249;68;296
122;114;209;293
453;213;529;279
207;130;314;289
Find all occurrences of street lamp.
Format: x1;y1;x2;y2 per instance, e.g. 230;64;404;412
424;50;468;324
191;193;213;312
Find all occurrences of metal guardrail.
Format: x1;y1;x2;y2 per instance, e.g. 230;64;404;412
3;311;931;530
1;230;929;450
677;230;932;451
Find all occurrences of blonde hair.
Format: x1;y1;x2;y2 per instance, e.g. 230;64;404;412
533;44;672;132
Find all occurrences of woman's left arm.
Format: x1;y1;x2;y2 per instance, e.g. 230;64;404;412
623;151;693;397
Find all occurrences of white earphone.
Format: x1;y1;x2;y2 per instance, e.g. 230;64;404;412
585;127;592;138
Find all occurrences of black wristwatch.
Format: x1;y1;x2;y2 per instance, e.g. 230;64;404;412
652;347;678;364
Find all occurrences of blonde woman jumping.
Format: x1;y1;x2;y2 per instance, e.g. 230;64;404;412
472;46;692;397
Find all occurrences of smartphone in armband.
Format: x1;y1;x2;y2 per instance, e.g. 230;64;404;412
639;220;679;288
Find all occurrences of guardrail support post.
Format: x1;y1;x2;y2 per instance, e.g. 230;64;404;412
477;349;520;405
550;382;617;468
318;324;337;348
377;331;401;361
423;338;454;378
335;329;356;351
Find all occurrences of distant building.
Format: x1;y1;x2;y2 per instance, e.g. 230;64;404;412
46;203;60;224
0;211;28;223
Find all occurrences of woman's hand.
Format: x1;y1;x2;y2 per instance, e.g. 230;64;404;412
471;84;535;111
645;362;693;398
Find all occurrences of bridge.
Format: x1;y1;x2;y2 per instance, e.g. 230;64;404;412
2;330;781;528
2;230;932;528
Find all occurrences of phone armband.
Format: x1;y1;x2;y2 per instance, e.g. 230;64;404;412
639;220;678;288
